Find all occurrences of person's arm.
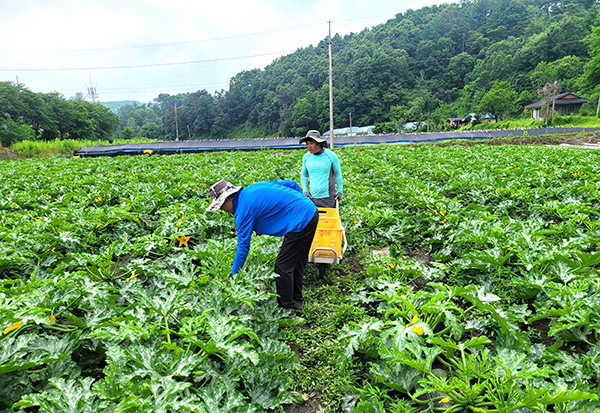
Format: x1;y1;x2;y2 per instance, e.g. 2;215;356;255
300;154;310;196
331;152;343;195
231;213;254;275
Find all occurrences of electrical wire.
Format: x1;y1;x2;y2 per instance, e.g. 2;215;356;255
0;50;295;71
0;14;398;54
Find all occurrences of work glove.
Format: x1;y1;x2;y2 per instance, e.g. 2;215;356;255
335;192;343;200
303;191;311;198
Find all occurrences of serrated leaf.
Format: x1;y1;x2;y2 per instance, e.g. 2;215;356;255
370;360;421;392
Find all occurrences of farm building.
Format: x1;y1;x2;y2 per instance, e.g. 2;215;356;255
524;92;589;119
446;114;474;129
447;113;496;129
322;125;374;136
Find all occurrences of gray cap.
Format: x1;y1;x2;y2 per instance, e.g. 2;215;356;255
206;180;242;212
299;130;327;145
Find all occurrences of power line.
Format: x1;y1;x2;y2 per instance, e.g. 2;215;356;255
99;81;229;92
85;83;230;95
0;24;324;54
0;50;295;72
0;14;399;54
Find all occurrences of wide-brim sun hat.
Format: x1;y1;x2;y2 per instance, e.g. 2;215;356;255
206;179;242;212
299;130;327;145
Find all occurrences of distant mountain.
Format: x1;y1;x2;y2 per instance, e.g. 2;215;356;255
100;101;141;113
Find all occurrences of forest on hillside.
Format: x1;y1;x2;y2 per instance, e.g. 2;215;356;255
2;0;600;145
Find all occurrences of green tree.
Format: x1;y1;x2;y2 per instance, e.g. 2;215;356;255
478;81;519;121
0;82;117;141
0;82;53;140
139;122;163;140
0;117;35;147
184;90;216;137
120;126;137;140
579;9;600;93
444;53;476;92
531;56;583;93
291;97;315;137
87;102;119;140
389;105;408;122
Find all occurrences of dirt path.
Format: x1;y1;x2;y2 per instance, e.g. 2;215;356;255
432;132;600;147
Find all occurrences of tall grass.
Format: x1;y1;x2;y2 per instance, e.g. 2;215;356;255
10;138;154;158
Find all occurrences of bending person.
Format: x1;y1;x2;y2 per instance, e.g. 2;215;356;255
206;179;318;318
300;130;343;208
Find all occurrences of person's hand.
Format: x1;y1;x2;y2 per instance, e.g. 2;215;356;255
303;191;312;198
335;192;343;200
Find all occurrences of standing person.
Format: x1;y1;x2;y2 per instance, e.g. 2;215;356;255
300;130;343;208
206;179;319;317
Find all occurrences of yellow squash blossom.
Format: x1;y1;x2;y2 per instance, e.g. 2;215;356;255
3;321;23;335
177;235;191;247
412;326;424;335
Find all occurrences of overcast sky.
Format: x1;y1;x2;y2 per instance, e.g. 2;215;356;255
1;0;454;103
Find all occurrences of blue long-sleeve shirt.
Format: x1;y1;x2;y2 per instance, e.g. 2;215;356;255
301;149;343;199
230;180;316;275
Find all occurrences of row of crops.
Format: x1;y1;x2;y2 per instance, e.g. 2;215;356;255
1;142;600;412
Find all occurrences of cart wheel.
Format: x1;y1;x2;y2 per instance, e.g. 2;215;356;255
318;264;328;279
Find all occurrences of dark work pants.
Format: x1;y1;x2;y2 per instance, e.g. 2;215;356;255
312;195;336;208
274;211;319;309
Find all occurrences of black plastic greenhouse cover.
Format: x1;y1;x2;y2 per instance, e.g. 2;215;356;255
73;127;600;157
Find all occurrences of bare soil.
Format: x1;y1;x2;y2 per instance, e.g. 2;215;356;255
431;132;600;147
283;392;324;413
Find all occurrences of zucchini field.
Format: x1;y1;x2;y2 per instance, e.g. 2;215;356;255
1;142;600;412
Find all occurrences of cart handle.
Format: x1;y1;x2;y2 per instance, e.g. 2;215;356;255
336;200;348;257
309;247;338;262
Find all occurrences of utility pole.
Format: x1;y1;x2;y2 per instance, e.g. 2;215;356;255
544;83;551;123
348;113;352;136
551;81;557;124
86;75;99;102
174;103;180;142
328;20;334;149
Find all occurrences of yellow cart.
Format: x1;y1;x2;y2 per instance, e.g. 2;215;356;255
308;204;348;278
